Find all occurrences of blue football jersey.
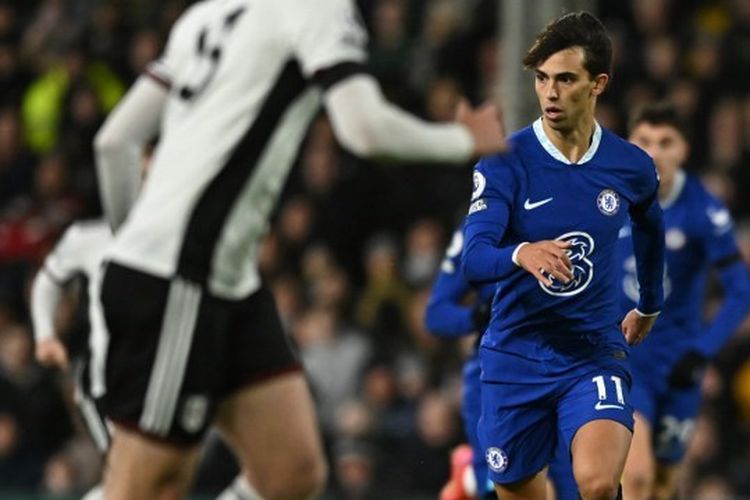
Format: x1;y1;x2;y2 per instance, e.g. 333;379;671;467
617;171;750;384
425;224;496;338
463;119;664;381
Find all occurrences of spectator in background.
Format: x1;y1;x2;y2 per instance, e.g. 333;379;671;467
356;235;412;356
21;38;123;154
295;306;372;434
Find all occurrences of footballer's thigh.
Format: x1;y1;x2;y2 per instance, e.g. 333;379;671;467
559;365;634;500
214;285;326;500
571;420;631;500
215;372;326;500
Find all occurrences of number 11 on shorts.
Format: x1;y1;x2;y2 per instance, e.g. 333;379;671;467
592;375;625;409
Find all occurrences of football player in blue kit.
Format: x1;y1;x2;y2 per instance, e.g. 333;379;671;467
462;12;666;500
426;223;579;500
619;103;750;500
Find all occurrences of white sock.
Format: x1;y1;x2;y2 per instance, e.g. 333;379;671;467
81;485;104;500
215;475;263;500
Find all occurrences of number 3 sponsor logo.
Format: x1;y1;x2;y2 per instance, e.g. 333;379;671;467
539;231;594;297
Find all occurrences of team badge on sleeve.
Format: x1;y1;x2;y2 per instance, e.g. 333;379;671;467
469;199;487;215
707;206;732;234
472;171;486;201
596;189;620;216
485;447;508;472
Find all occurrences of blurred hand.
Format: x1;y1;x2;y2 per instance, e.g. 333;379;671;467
620;309;658;345
454;99;507;157
35;338;69;370
516;241;574;287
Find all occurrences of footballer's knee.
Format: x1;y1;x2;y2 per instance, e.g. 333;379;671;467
576;470;620;500
254;452;328;500
622;464;654;500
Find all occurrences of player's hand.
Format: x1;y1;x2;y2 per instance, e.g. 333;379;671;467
35;338;69;371
668;350;708;388
620;309;658;345
454;98;507;157
516;240;574;287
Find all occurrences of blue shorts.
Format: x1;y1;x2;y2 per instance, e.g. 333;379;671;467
478;349;634;485
461;351;492;496
629;376;701;464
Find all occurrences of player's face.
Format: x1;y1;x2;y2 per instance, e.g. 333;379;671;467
534;47;608;132
629;122;688;187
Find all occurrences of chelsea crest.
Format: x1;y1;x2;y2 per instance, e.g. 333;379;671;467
597;189;620;216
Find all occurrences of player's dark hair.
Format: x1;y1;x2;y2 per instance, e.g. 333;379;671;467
629;101;690;140
523;11;612;78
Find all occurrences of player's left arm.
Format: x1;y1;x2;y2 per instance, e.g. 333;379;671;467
670;200;750;387
622;160;665;344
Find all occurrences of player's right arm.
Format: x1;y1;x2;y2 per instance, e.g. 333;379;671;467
462;159;572;285
30;226;85;369
291;0;505;162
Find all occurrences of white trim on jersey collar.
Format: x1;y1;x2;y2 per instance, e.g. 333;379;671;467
533;117;602;165
659;169;686;209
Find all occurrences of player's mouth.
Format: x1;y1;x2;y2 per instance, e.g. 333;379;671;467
544;107;564;121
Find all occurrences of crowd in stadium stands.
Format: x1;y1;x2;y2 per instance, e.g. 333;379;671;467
0;0;749;497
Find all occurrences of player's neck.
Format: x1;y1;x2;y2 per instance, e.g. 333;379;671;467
541;115;596;164
658;180;673;202
658;169;685;205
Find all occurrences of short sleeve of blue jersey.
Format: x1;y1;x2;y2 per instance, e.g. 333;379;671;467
462;154;520;283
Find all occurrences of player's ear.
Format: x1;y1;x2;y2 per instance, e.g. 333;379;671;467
591;73;608;96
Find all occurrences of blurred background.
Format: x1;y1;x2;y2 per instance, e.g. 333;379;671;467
0;0;749;498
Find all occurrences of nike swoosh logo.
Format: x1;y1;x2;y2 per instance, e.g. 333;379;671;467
524;197;553;210
594;401;624;411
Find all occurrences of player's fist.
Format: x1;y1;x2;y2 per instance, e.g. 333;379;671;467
35;338;69;370
454;98;507;157
516;240;574;287
620;309;658;345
